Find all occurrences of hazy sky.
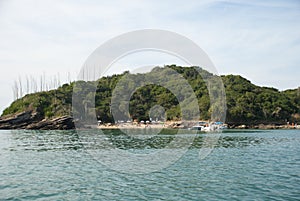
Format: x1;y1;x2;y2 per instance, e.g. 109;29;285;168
0;0;299;113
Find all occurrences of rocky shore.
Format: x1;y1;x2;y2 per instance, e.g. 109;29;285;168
0;110;74;130
228;123;300;129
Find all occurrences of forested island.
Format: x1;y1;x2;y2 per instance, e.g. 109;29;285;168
0;65;299;129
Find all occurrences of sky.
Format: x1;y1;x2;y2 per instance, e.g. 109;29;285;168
0;0;299;113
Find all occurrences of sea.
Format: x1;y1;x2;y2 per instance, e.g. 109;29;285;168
0;129;299;200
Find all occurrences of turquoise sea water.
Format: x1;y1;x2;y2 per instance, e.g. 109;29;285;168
0;129;299;200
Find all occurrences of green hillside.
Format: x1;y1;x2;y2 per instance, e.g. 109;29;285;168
2;65;300;126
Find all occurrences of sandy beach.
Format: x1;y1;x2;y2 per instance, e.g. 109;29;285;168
97;121;189;129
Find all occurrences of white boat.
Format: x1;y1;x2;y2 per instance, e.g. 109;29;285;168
189;125;204;131
189;121;227;132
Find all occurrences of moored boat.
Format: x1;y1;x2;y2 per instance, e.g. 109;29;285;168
189;121;227;132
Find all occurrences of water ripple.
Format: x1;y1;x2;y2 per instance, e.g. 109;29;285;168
0;129;299;200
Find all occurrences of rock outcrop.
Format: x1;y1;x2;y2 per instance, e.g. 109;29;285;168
26;116;75;130
0;110;74;130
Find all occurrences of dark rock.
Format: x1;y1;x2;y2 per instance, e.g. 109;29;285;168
26;116;74;130
0;110;74;130
0;110;41;129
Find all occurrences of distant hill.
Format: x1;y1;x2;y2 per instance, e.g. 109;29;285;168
1;65;299;128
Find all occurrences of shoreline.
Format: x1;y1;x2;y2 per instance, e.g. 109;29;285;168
0;110;299;130
96;121;300;130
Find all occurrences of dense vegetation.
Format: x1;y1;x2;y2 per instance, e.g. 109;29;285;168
2;84;73;119
2;65;300;125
